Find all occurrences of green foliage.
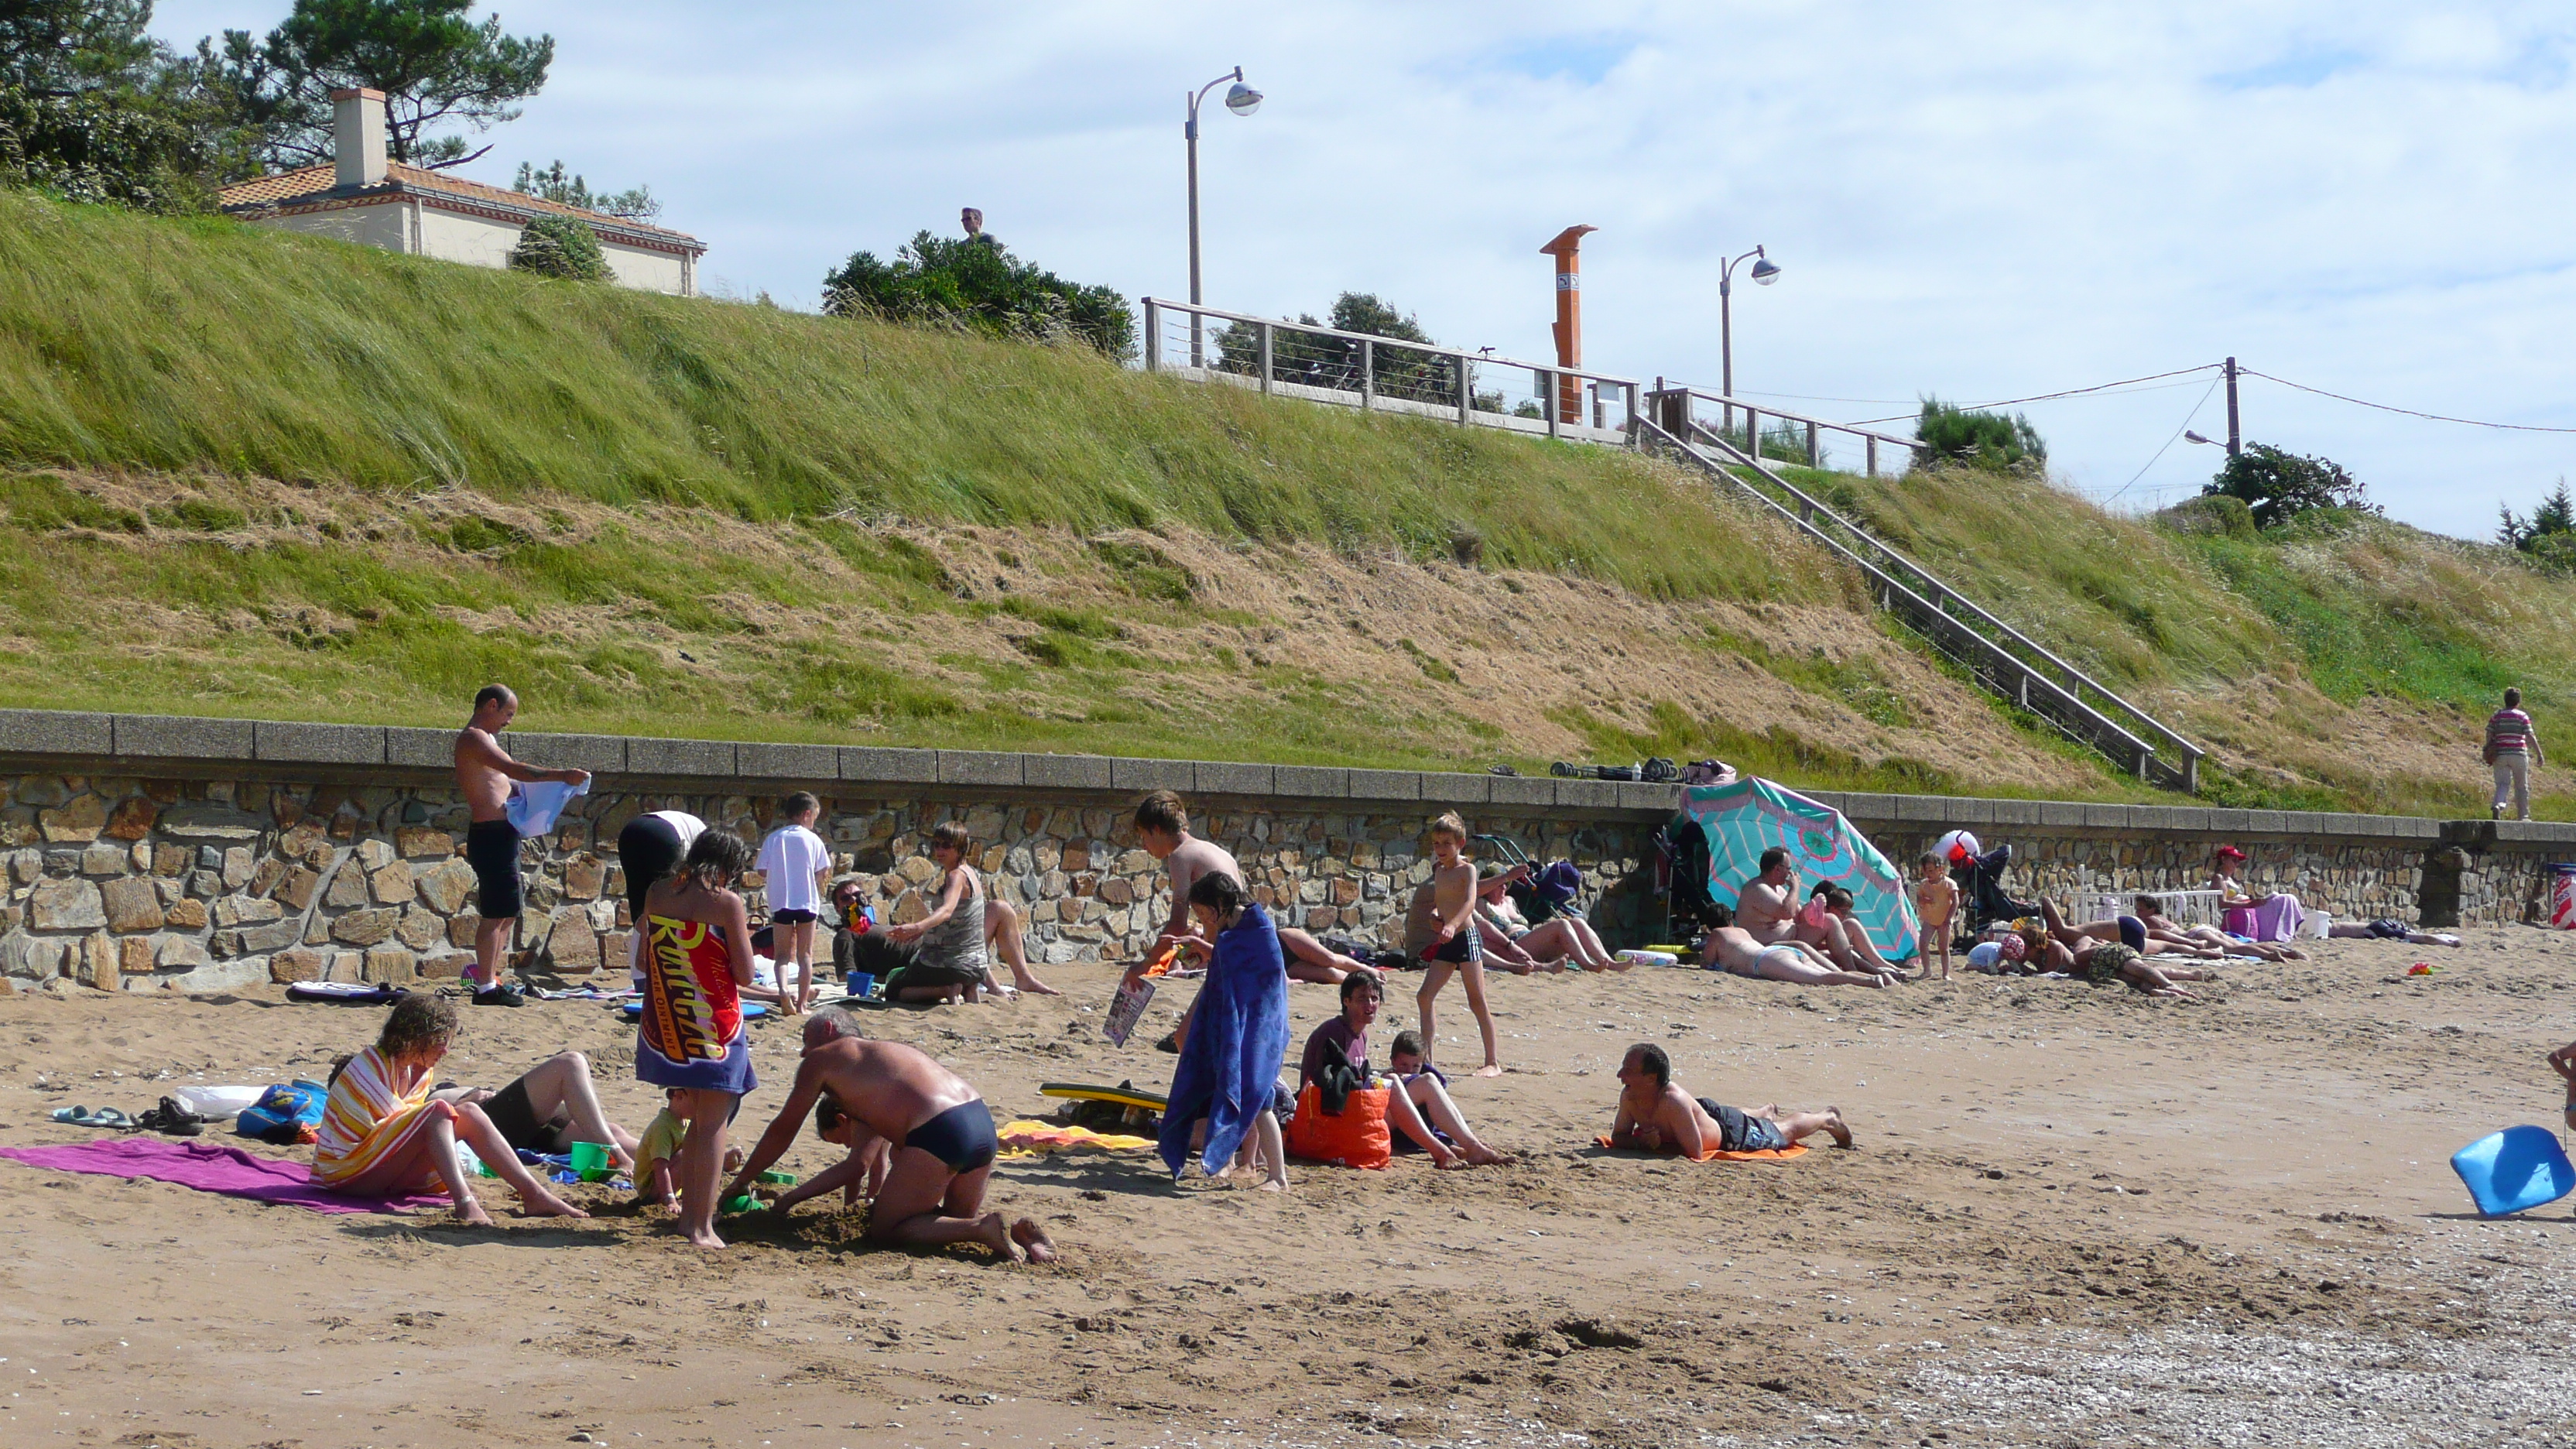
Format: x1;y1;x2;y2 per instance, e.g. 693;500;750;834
0;0;242;210
506;213;605;281
188;0;553;170
512;158;655;220
1913;396;2045;473
1214;293;1464;408
2499;479;2576;572
2202;442;2372;530
2153;493;2257;540
821;228;1133;361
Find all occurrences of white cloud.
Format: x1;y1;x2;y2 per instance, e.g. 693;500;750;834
149;1;2576;535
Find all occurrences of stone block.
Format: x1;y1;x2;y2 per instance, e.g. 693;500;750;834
1987;798;2040;826
1193;761;1276;797
113;714;255;761
448;913;481;948
275;866;321;912
2204;809;2251;835
2244;810;2288;836
1273;766;1348;800
1554;779;1623;812
513;732;630;776
417;858;476;915
28;877;104;930
361;947;417;984
1485;774;1555;809
163;959;266;995
324;862;368;909
103;796;159;841
118;934;156;978
838;747;938;786
40;794;107;842
268;947;326;984
396;906;444;951
2080;803;2132;828
1423;772;1492;807
163;897;207;930
0;708;114;755
937;751;1024;786
2161;807;2211;833
221;846;252;889
385;727;454;770
562;855;604;901
331;906;400;946
421;952;474;980
1023;754;1113;790
545;909;602;972
355;838;394;870
736;741;839;781
396;826;454;859
80;842;125;875
252;720;385;766
100;877;163;933
1890;793;1945;823
1102;755;1190;793
368;861;413;906
1617;783;1684;815
625;736;730;776
234;921;302;954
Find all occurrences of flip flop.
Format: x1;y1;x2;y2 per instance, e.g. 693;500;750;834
51;1106;135;1129
136;1097;206;1136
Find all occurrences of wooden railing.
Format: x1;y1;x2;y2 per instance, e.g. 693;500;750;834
1141;297;1641;444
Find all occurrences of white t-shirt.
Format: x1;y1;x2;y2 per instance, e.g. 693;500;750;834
755;824;831;915
649;810;707;851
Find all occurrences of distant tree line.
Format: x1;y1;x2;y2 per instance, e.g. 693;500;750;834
822;228;1135;361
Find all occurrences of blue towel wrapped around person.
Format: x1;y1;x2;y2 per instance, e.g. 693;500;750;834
1157;874;1291;1183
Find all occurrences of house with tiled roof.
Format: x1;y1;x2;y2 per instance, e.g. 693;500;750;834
218;88;705;296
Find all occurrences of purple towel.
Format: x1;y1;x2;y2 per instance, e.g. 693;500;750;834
0;1137;447;1214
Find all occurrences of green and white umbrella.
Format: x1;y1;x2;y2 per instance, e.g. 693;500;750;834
1681;777;1919;961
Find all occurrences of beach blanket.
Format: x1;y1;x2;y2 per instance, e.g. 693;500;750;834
0;1138;447;1214
997;1120;1156;1156
1158;902;1291;1180
1594;1134;1808;1163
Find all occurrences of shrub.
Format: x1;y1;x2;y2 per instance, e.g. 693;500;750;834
2202;443;2372;531
821;230;1133;361
507;214;606;281
1913;397;2045;472
2154;494;2257;540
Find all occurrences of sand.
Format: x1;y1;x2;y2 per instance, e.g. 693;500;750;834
4;930;2576;1449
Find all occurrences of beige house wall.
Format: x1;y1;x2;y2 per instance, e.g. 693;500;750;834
414;204;524;271
246;198;698;296
255;200;413;255
600;240;693;296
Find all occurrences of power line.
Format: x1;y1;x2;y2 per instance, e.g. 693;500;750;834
2100;374;2224;509
2241;368;2576;435
1849;364;2222;426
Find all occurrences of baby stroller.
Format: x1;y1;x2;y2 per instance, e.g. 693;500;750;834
1474;834;1586;923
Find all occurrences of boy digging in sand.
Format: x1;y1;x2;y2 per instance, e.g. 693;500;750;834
1610;1042;1850;1155
1411;813;1502;1077
726;1033;1055;1263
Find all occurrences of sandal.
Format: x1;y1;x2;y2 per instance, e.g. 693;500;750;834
50;1105;137;1130
136;1097;206;1136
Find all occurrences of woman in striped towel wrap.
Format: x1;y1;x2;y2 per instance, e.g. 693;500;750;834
312;995;587;1225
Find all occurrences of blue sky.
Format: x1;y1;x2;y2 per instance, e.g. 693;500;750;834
149;2;2576;537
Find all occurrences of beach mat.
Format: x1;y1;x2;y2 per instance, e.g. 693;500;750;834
998;1120;1156;1156
2451;1125;2576;1217
1594;1134;1807;1163
0;1138;447;1214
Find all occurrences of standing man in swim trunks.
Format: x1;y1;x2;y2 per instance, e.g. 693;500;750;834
1612;1042;1851;1155
724;1033;1056;1263
454;685;591;1008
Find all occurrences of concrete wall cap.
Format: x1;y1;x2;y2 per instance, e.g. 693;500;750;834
1106;756;1193;793
1022;754;1114;790
936;750;1026;787
515;733;635;776
1485;774;1556;809
253;720;387;766
624;736;730;776
840;746;937;785
1192;761;1277;798
735;742;840;783
113;714;257;759
0;709;115;755
1345;769;1424;803
385;726;454;770
1272;766;1348;800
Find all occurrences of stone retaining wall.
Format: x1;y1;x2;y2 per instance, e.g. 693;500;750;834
3;709;2573;995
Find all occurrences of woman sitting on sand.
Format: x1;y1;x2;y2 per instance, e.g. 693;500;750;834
313;995;586;1225
2210;845;2306;942
1474;865;1625;972
853;823;999;1004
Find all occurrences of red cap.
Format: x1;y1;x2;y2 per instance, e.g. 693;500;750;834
2215;844;2247;860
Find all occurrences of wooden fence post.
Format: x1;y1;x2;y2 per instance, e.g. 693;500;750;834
1457;352;1471;425
1865;435;1878;478
1541;369;1560;439
1142;298;1160;372
1361;338;1374;411
1806;421;1820;468
1258;321;1273;395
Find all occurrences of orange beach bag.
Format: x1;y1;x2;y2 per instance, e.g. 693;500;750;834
1284;1081;1392;1170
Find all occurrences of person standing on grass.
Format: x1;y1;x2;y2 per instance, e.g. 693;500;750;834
2486;687;2544;821
453;685;589;1008
755;792;833;1013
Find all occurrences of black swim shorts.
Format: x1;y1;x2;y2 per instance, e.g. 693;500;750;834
903;1099;999;1174
1699;1098;1786;1153
466;820;523;920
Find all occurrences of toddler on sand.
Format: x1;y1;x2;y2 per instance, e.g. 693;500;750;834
1915;852;1958;980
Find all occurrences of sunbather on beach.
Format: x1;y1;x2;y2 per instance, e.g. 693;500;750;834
441;1050;639;1170
2036;900;2218;997
1475;864;1625;971
1737;849;1877;974
313;995;585;1225
1299;967;1505;1168
2129;897;2307;961
2324;916;2461;947
1816;885;1903;976
726;1032;1053;1262
1699;906;1894;987
1611;1043;1851;1154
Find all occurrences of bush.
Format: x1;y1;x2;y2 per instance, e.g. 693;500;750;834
1913;396;2045;472
821;230;1133;361
507;214;606;281
2202;443;2372;531
2154;494;2257;540
0;87;221;212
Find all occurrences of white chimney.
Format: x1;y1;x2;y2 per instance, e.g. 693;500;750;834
331;87;388;189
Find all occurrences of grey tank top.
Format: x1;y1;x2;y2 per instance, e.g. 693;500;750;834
916;868;985;971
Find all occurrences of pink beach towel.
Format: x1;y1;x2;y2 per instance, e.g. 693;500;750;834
0;1137;447;1214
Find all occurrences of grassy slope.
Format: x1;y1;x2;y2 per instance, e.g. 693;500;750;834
1;188;2569;814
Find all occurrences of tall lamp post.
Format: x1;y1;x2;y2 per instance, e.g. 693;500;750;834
1186;67;1262;365
1718;245;1780;436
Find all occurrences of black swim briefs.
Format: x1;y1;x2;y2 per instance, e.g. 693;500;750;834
466;819;523;920
903;1099;999;1174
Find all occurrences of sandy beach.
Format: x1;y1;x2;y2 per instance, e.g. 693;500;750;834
5;930;2576;1449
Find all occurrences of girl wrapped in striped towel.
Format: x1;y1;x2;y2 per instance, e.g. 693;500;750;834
313;995;587;1225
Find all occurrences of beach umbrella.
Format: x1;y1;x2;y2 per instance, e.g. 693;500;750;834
1680;776;1920;961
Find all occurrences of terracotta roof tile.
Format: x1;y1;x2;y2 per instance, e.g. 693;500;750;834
219;162;702;250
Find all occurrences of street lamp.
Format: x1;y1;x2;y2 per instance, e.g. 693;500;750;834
1718;245;1778;434
1186;67;1261;365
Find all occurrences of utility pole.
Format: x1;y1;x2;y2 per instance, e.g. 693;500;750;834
2224;356;2241;457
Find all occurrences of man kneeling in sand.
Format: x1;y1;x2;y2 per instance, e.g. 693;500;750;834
1700;906;1894;987
1611;1042;1850;1155
724;1016;1055;1263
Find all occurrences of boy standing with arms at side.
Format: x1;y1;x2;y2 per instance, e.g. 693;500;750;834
1410;813;1502;1077
1914;851;1958;981
755;792;833;1014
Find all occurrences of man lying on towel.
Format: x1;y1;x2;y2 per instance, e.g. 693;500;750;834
1611;1043;1851;1156
723;1019;1057;1263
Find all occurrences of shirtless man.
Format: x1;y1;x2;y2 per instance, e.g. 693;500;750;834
1130;790;1363;1050
724;1030;1055;1262
1698;906;1892;987
1734;848;1874;973
2034;900;2215;997
1611;1043;1850;1155
454;685;589;1006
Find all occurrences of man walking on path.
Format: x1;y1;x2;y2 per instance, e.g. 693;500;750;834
2485;687;2544;821
454;685;591;1007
